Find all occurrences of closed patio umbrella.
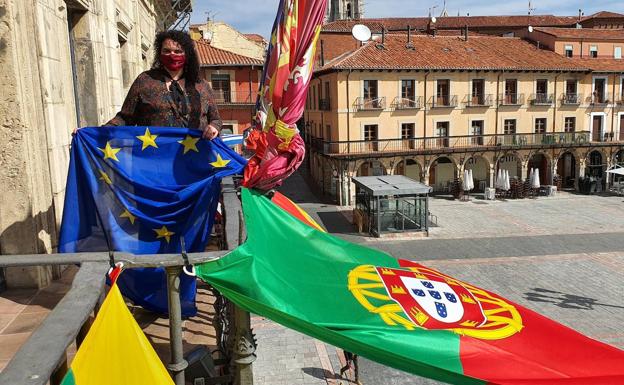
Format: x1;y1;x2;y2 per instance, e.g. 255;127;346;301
496;168;503;189
463;170;470;191
533;168;541;189
529;168;534;186
468;169;474;191
504;170;511;191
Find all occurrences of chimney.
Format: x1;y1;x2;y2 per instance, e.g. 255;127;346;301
406;25;414;49
464;24;468;41
382;27;386;44
578;9;582;21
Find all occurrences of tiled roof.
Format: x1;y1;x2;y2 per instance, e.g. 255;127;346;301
535;27;624;40
569;58;624;72
322;15;578;33
318;34;590;72
583;11;624;19
244;34;267;44
195;40;264;67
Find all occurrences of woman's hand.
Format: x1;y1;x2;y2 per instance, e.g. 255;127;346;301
202;124;219;140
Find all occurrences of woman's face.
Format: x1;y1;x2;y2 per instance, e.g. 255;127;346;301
161;38;184;56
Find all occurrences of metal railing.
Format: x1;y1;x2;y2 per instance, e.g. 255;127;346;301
309;131;597;155
499;93;525;106
589;92;611;105
430;95;458;108
392;96;423;109
465;94;493;107
0;177;253;385
354;97;386;111
213;90;258;105
530;93;554;106
562;93;582;105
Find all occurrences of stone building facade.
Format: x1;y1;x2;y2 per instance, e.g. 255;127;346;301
304;33;624;205
0;0;183;289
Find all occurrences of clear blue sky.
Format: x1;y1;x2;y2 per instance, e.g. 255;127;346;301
191;1;624;37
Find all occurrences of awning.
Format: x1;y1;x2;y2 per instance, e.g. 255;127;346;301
606;166;624;176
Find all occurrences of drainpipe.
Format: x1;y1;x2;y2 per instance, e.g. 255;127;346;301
424;71;431;146
553;71;561;133
496;70;503;137
611;72;617;138
346;69;353;204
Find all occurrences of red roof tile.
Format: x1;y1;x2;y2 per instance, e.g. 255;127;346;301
322;15;578;33
535;27;624;40
583;11;624;19
318;34;590;72
195;40;264;67
569;58;624;72
244;34;267;44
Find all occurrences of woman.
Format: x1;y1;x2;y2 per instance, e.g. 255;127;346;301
106;30;221;139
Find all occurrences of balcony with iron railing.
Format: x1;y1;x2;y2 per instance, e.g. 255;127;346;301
561;93;582;105
465;94;494;107
430;95;458;108
354;97;386;111
319;98;331;111
530;93;555;106
499;93;525;106
616;94;624;107
588;92;611;106
213;90;258;105
309;131;600;156
392;96;424;109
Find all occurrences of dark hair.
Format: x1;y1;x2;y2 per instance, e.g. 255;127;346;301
153;30;201;84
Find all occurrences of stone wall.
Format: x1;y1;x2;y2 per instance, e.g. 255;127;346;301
0;0;173;289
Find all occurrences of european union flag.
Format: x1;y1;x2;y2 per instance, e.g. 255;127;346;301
59;126;246;316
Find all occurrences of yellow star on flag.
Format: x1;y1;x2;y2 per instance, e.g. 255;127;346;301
98;141;121;162
178;135;200;154
120;209;137;225
136;127;158;151
210;153;231;168
98;170;112;185
153;225;175;243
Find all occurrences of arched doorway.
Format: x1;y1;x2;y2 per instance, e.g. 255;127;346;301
527;153;550;185
395;159;422;181
614;150;624;166
429;157;455;192
497;154;522;179
357;160;387;177
557;152;577;189
465;156;489;192
587;150;605;179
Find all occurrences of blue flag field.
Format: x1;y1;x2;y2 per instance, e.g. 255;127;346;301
59;126;246;316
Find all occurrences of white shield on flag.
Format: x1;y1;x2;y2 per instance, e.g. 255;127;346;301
401;276;465;323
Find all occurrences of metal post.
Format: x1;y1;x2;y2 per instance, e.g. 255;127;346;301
166;266;187;385
232;305;255;385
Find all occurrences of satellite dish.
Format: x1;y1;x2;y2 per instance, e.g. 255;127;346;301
431;16;437;24
352;24;372;42
528;25;534;33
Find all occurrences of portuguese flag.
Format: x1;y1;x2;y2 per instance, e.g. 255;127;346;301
61;278;174;385
196;188;624;384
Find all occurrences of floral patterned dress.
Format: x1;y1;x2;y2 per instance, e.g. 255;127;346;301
106;68;222;131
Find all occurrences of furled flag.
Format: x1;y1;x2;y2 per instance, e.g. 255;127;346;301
60;272;174;385
243;0;328;190
59;126;246;316
196;188;624;385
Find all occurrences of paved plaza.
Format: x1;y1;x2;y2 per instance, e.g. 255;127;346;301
249;168;624;385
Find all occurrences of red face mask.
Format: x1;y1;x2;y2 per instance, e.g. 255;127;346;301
160;53;186;71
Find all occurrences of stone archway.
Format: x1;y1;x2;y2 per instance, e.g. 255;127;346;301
464;155;490;192
613;149;624;166
428;156;456;192
587;150;606;179
496;153;522;179
356;160;387;177
395;158;422;181
527;152;552;185
556;151;577;189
